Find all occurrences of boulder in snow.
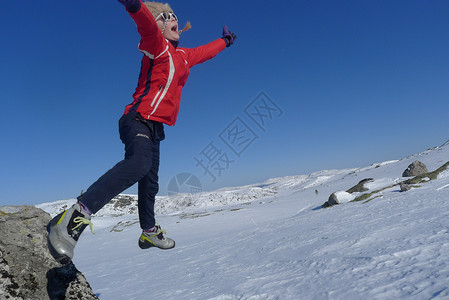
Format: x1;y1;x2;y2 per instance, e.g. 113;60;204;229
324;191;356;207
402;161;428;177
400;182;412;192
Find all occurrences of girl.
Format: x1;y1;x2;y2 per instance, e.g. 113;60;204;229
47;0;236;265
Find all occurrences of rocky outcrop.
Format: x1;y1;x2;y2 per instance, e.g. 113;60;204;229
402;161;428;177
346;178;374;193
0;205;98;300
323;161;449;207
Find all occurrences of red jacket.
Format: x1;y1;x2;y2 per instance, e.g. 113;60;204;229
123;4;227;126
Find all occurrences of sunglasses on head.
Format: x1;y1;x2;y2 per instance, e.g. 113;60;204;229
155;12;178;22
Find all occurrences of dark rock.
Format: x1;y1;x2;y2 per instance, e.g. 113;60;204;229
346;178;374;193
400;182;411;192
326;192;339;207
402;161;428;177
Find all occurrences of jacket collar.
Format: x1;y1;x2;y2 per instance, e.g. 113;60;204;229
169;40;179;49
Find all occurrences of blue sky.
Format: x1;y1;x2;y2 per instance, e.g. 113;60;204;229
1;0;448;206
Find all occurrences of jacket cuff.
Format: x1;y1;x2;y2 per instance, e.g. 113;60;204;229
221;37;230;47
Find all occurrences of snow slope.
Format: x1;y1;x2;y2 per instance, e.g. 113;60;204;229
37;142;449;299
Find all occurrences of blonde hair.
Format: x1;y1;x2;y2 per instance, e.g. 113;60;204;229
144;2;172;19
143;1;191;33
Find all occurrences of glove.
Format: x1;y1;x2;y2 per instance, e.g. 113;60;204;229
222;25;236;47
118;0;141;13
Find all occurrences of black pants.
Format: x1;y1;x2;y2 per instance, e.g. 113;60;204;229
79;112;164;229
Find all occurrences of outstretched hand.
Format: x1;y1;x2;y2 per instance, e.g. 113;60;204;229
222;25;236;47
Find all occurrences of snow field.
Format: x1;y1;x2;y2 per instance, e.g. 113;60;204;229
37;142;449;299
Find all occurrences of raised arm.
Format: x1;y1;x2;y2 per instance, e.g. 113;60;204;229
181;25;236;67
118;0;165;58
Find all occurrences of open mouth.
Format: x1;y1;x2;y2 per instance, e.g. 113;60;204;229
171;25;178;32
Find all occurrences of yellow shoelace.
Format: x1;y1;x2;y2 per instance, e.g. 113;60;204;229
72;216;95;234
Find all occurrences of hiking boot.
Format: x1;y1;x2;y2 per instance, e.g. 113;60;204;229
47;203;93;265
138;225;175;250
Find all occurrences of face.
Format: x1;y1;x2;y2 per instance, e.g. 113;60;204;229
156;13;180;41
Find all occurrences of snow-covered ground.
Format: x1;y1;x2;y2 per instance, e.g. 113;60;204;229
37;142;449;299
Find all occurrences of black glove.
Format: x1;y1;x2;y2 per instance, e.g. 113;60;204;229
118;0;141;13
